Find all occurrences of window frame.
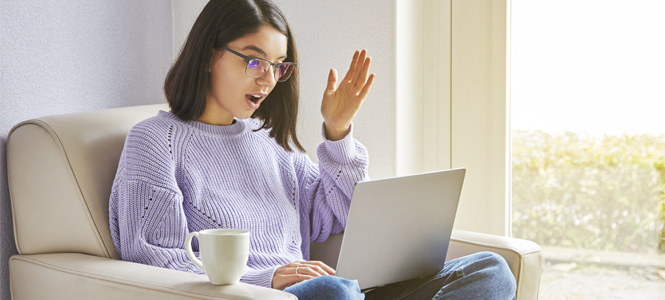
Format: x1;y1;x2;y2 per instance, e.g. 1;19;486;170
396;0;511;236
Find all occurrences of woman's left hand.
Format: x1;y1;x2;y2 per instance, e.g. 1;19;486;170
321;49;375;141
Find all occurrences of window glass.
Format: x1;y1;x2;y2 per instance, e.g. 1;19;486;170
511;0;665;298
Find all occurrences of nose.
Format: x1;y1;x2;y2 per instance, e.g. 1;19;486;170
255;65;277;87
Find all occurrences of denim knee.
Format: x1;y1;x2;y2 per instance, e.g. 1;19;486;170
283;275;365;300
476;252;517;298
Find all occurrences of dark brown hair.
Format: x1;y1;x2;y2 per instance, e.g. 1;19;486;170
164;0;304;152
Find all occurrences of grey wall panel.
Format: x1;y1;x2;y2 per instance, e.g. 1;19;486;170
0;1;173;299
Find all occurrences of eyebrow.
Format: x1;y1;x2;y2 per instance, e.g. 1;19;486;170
241;45;287;60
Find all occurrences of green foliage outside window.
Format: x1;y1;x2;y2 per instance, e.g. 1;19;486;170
512;130;665;253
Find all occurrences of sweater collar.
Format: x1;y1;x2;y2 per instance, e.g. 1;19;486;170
157;110;250;137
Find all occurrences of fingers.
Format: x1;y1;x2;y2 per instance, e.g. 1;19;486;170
354;56;371;90
351;50;368;84
294;265;327;277
340;49;371;92
289;261;335;276
358;73;376;100
305;260;336;275
271;261;338;290
326;68;338;92
343;50;360;82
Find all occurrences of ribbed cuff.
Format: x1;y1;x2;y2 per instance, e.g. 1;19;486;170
320;122;358;165
241;265;280;288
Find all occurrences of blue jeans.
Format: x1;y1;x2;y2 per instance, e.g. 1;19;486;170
283;252;516;300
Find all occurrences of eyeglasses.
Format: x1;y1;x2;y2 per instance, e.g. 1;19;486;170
222;47;296;82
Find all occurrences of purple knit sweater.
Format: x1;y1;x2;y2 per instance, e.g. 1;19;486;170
109;110;369;288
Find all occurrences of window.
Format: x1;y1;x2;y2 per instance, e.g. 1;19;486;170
511;0;665;298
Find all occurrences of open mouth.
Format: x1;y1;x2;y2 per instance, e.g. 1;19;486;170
246;94;262;103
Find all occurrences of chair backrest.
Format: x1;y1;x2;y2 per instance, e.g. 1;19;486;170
7;103;169;259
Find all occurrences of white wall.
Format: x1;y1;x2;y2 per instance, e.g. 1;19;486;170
171;0;396;180
395;0;425;176
172;0;210;60
0;1;173;299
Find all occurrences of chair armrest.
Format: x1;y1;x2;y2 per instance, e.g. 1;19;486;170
9;253;296;300
447;230;543;300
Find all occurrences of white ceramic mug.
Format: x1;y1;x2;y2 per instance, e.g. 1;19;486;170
185;229;250;285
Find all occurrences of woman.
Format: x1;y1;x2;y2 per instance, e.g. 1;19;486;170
109;0;516;299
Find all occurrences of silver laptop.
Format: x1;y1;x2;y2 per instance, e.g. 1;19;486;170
335;168;466;290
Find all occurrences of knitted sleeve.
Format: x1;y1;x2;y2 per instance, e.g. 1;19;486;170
299;123;370;243
110;179;202;273
110;179;279;287
109;122;279;287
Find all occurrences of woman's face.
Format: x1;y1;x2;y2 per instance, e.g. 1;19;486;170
202;25;288;125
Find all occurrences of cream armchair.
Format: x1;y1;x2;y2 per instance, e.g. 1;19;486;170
7;104;542;300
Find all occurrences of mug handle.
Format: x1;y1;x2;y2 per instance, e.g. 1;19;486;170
185;232;204;270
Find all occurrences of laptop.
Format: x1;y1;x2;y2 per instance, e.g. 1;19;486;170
334;168;466;290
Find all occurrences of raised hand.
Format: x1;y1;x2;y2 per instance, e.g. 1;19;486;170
271;260;336;290
321;49;375;141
